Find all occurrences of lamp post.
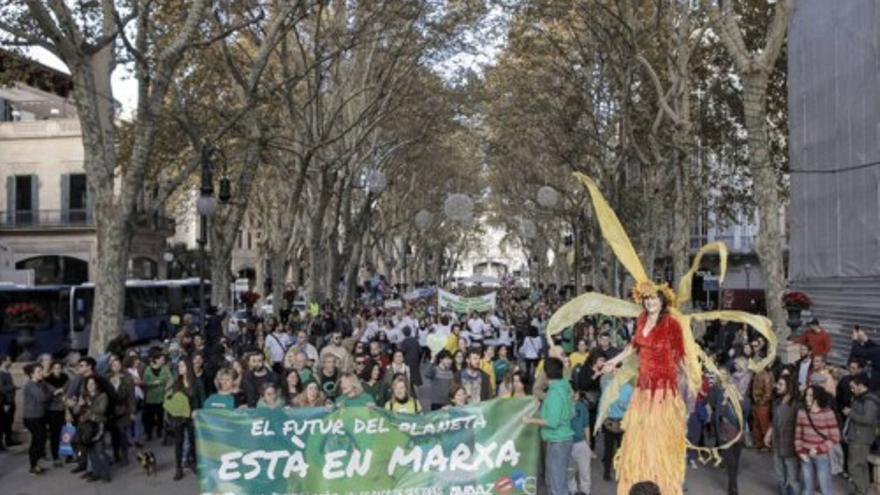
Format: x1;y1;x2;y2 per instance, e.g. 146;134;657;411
195;145;231;334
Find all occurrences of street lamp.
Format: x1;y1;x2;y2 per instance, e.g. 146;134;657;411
196;145;231;333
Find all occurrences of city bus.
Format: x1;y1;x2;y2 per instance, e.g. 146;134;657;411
0;284;70;357
69;278;210;352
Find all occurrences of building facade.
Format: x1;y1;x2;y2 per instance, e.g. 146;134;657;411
788;0;880;362
0;55;172;284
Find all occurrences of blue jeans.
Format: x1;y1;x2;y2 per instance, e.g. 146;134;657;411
545;440;573;495
800;454;833;495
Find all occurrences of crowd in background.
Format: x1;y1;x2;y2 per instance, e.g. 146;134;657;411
0;283;878;495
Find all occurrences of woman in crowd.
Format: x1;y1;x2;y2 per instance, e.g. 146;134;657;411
143;349;172;442
795;385;840;495
493;346;512;392
108;354;135;466
123;354;145;448
449;384;470;408
499;370;528;398
22;363;51;475
80;375;112;482
385;375;421;413
204;368;243;410
257;383;282;409
283;369;302;405
520;325;543;379
44;360;68;467
165;358;204;481
765;373;800;495
452;350;465;374
294;381;327;408
570;339;590;370
386;350;411;386
335;373;374;408
480;346;497;391
360;361;386;407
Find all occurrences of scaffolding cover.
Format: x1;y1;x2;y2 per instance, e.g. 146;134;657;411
788;0;880;281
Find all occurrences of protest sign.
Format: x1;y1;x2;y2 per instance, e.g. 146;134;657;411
195;398;539;495
438;289;497;314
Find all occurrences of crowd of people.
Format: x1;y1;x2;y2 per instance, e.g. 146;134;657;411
0;284;878;495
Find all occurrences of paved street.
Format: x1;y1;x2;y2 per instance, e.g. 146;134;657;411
0;437;850;495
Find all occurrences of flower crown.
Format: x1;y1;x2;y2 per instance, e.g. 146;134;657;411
631;280;677;306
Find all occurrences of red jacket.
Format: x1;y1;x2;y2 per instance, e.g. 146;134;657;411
793;328;831;357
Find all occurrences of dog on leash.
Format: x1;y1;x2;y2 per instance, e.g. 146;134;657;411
137;451;157;476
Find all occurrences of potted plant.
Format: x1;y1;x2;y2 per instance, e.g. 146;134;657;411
782;291;812;334
240;291;261;312
4;302;46;361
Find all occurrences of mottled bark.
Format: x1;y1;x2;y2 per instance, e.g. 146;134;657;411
744;79;789;339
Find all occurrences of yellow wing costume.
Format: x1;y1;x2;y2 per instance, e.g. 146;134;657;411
545;174;777;494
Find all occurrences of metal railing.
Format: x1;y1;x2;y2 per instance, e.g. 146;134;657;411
0;209;94;228
0;209;176;232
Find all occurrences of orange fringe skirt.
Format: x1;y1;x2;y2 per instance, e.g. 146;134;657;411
614;386;687;495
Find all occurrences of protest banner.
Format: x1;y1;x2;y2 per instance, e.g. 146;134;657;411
195;398;539;495
437;289;497;314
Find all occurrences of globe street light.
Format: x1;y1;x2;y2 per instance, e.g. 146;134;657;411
415;210;433;231
196;145;231;333
443;193;474;223
537;186;559;208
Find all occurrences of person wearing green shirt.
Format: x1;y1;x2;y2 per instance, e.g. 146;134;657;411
204;369;241;410
143;351;172;441
334;373;375;408
523;357;574;495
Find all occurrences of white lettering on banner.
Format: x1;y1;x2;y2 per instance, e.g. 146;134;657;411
217;450;310;481
387;446;423;475
396;414;487;436
323;450;347;479
282;418;345;438
218;452;243;480
251;419;275;436
386;441;521;475
354;417;390;434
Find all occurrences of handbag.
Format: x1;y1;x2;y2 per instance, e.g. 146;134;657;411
75;420;104;446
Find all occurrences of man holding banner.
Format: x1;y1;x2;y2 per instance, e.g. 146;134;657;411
522;357;575;495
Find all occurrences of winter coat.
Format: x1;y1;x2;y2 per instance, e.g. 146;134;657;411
846;391;880;446
771;398;798;458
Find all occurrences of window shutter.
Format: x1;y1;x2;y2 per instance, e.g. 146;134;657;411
60;174;70;223
5;176;14;224
86;183;95;223
30;174;38;224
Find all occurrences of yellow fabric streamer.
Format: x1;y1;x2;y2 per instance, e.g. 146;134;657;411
549;172;777;469
545;293;642;339
573;173;649;283
676;241;728;307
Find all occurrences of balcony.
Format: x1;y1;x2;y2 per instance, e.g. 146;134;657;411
0;209;94;229
0;209;174;235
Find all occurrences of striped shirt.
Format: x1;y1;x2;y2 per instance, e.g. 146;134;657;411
794;408;840;456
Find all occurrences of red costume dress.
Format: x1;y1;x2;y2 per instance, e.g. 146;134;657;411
615;312;687;495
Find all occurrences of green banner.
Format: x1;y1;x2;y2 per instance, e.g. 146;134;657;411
195;398;540;495
438;289;497;314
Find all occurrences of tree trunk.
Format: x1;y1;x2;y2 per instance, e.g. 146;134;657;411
210;244;233;311
270;255;287;317
743;78;789;339
671;165;691;288
307;170;335;303
88;209;132;354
